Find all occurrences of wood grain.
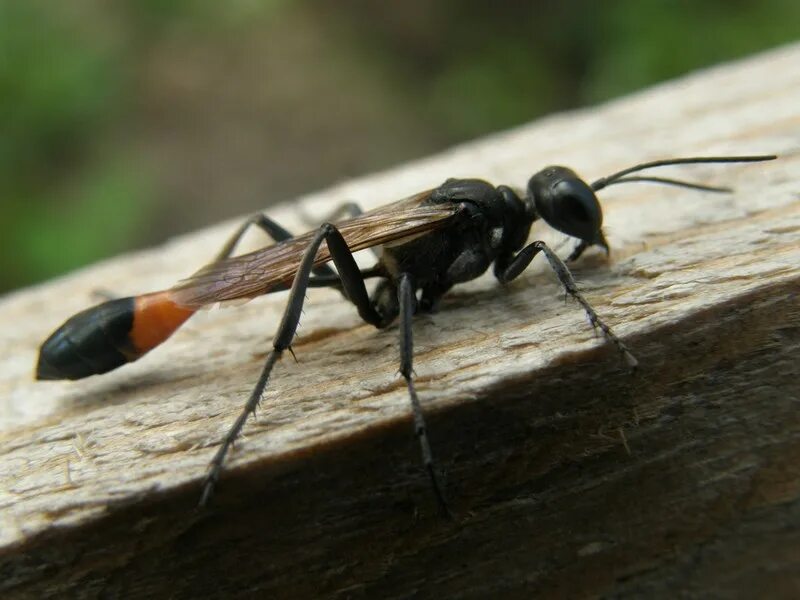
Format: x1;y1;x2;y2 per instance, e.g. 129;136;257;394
1;43;799;599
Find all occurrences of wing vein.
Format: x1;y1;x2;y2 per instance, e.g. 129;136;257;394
169;193;458;307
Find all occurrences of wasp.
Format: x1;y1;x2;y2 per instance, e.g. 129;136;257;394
36;154;776;514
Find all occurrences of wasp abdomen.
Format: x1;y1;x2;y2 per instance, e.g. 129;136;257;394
36;297;137;380
36;292;195;381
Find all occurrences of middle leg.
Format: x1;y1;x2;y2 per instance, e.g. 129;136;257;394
397;273;451;517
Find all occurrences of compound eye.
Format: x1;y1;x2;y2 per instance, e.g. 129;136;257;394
553;180;602;230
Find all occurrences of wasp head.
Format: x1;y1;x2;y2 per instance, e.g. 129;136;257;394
526;166;607;251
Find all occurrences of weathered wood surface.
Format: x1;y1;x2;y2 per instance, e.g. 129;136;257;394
1;44;799;599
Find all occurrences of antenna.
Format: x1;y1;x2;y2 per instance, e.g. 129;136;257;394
590;155;776;192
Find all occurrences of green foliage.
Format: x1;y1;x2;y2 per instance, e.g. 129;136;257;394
0;2;122;179
584;0;800;102
0;2;137;290
129;0;288;30
6;160;154;285
429;41;556;137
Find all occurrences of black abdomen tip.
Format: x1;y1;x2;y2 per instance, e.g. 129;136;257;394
36;297;135;381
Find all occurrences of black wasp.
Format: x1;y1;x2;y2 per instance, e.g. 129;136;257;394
36;154;776;514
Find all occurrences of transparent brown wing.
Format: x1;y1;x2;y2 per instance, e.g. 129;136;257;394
169;190;459;307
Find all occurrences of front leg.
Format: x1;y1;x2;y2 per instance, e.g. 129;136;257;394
566;230;610;262
495;241;637;370
566;240;590;262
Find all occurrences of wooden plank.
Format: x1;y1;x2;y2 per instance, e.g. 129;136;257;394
1;43;799;598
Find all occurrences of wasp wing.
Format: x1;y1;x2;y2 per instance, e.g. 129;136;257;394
169;190;459;307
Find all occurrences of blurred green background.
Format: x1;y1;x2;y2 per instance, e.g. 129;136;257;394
1;0;798;294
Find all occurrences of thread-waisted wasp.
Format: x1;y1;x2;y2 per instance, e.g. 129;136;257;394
36;154;776;515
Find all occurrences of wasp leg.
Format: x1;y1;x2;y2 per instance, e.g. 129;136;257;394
567;232;610;262
566;240;590;262
299;201;364;226
215;213;290;260
321;201;364;223
397;273;452;517
319;202;383;265
300;201;383;262
199;222;385;507
216;213;291;260
495;241;637;370
216;212;343;293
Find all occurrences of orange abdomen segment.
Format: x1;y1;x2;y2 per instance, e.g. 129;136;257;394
129;292;196;355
